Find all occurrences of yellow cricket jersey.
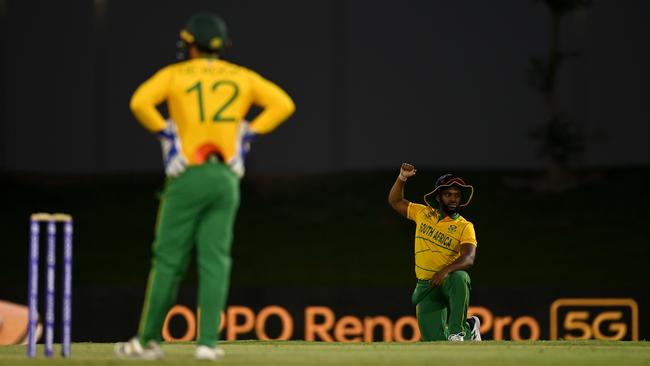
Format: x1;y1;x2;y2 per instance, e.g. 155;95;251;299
407;203;477;280
130;57;295;165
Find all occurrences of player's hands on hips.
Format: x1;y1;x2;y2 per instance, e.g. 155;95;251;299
399;163;416;181
156;119;188;177
228;120;256;178
429;270;449;287
240;121;256;160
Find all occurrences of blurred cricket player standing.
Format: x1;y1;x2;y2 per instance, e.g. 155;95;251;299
115;12;295;360
388;163;482;341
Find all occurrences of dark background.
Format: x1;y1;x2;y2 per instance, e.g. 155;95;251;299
1;0;649;173
0;0;648;341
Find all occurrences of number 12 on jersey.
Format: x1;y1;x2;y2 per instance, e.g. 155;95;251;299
186;80;240;123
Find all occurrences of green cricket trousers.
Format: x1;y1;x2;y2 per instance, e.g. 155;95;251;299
138;162;239;347
412;271;472;341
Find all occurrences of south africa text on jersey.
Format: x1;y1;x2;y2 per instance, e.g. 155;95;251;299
418;223;454;248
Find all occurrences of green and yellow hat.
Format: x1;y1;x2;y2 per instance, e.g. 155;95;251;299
423;173;474;209
180;12;230;52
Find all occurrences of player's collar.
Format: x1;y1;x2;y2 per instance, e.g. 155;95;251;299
437;211;460;221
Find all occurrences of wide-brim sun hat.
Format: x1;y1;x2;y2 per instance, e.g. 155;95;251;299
423;173;474;210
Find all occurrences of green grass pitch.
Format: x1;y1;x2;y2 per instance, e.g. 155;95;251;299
1;341;649;366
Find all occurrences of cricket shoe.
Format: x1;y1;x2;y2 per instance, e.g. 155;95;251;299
195;345;226;361
448;333;465;342
468;315;482;341
114;337;163;360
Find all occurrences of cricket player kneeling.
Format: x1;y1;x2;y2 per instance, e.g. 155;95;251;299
389;164;482;342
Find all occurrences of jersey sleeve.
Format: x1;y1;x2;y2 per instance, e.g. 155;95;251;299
129;66;173;133
247;70;295;134
407;203;427;222
460;222;478;246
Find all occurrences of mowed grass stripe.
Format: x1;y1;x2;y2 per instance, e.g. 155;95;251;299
0;341;648;366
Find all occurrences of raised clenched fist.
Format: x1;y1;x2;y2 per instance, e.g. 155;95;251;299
399;163;416;181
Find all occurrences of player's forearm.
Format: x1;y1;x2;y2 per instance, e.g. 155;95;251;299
441;251;475;273
129;67;172;133
249;96;295;134
388;177;408;211
130;104;167;133
130;91;167;133
443;258;474;273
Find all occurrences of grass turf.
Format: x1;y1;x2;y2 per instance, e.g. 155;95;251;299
0;341;649;366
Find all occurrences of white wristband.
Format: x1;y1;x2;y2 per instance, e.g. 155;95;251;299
398;174;408;182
